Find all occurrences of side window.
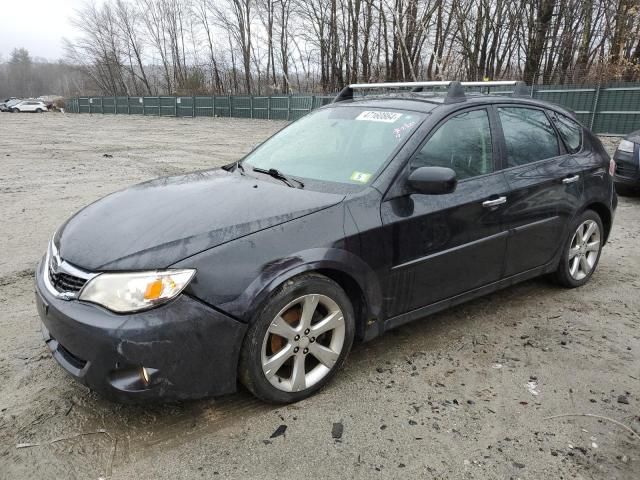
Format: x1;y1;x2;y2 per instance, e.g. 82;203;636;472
552;113;582;154
411;109;493;180
498;107;559;167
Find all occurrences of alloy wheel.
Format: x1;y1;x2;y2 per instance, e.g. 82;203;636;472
568;219;601;281
261;294;346;393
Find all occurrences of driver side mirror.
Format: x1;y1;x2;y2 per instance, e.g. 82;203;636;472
407;166;457;195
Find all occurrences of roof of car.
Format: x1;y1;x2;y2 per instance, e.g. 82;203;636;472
326;81;578;119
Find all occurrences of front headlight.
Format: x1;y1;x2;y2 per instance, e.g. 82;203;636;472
79;269;196;313
617;139;635;154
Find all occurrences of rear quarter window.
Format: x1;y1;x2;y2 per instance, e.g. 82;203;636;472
552;113;582;154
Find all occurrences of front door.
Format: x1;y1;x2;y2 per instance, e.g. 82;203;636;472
381;108;510;317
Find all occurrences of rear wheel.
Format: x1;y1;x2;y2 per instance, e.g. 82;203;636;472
239;273;355;403
553;210;603;288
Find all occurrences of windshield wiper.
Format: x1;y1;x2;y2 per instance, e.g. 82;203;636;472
252;167;304;189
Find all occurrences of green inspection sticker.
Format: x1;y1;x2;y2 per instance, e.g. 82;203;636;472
350;171;372;183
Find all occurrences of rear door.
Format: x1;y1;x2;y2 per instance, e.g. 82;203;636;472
496;105;582;276
381;107;510;317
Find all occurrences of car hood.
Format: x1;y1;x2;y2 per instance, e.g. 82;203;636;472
57;169;344;270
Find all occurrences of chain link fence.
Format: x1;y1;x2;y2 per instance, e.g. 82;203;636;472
65;83;640;135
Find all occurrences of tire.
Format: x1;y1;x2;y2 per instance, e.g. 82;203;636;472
553;209;604;288
36;108;43;113
12;108;19;113
239;273;355;403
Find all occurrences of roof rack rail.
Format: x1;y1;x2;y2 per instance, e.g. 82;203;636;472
333;80;529;104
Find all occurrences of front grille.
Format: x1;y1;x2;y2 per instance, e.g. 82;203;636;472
616;161;637;178
48;269;87;294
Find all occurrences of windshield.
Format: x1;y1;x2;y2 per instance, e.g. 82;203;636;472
243;107;425;185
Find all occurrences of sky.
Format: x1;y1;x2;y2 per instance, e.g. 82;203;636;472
0;0;87;61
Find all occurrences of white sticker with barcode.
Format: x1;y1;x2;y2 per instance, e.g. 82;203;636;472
355;111;403;123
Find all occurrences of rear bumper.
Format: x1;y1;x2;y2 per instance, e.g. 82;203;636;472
35;258;247;403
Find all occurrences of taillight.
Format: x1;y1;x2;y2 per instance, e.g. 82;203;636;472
609;158;616;176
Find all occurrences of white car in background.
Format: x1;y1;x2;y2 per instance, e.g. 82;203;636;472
12;100;48;113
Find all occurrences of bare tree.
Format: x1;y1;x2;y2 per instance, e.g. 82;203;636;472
44;0;640;96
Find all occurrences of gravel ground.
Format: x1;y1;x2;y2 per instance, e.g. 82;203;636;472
0;114;638;479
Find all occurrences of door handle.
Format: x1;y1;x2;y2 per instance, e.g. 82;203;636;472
562;175;580;184
482;196;507;208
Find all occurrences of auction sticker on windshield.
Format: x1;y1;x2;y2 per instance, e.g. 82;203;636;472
356;111;403;123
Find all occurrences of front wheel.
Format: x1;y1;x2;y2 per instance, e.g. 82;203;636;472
239;273;355;403
12;108;19;113
36;108;43;113
553;210;604;288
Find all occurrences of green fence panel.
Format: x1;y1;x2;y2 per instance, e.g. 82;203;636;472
101;96;115;114
65;86;640;134
591;86;640;135
175;96;194;117
115;96;128;113
65;97;78;113
252;96;270;119
158;96;175;116
77;97;90;113
143;96;160;115
231;96;251;118
289;96;313;120
128;96;143;115
193;96;212;117
214;96;231;117
267;96;289;120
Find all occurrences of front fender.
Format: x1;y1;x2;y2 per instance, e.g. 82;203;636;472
172;203;381;330
219;247;383;327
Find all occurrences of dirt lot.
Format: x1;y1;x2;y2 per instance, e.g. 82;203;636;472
0;114;638;479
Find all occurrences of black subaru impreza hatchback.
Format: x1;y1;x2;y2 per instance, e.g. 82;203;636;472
35;81;617;403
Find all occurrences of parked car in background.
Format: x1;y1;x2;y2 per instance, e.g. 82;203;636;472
613;130;640;194
0;98;22;112
37;95;64;110
11;100;48;113
35;80;617;404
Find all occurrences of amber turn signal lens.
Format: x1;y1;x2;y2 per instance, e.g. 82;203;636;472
144;279;164;300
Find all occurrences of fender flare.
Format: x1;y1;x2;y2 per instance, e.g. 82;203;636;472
221;247;383;331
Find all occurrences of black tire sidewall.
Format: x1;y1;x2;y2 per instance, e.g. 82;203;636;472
239;273;355;403
556;210;604;288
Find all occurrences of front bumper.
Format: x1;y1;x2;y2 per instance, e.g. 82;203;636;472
613;148;640;187
35;258;247;402
614;174;640;187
